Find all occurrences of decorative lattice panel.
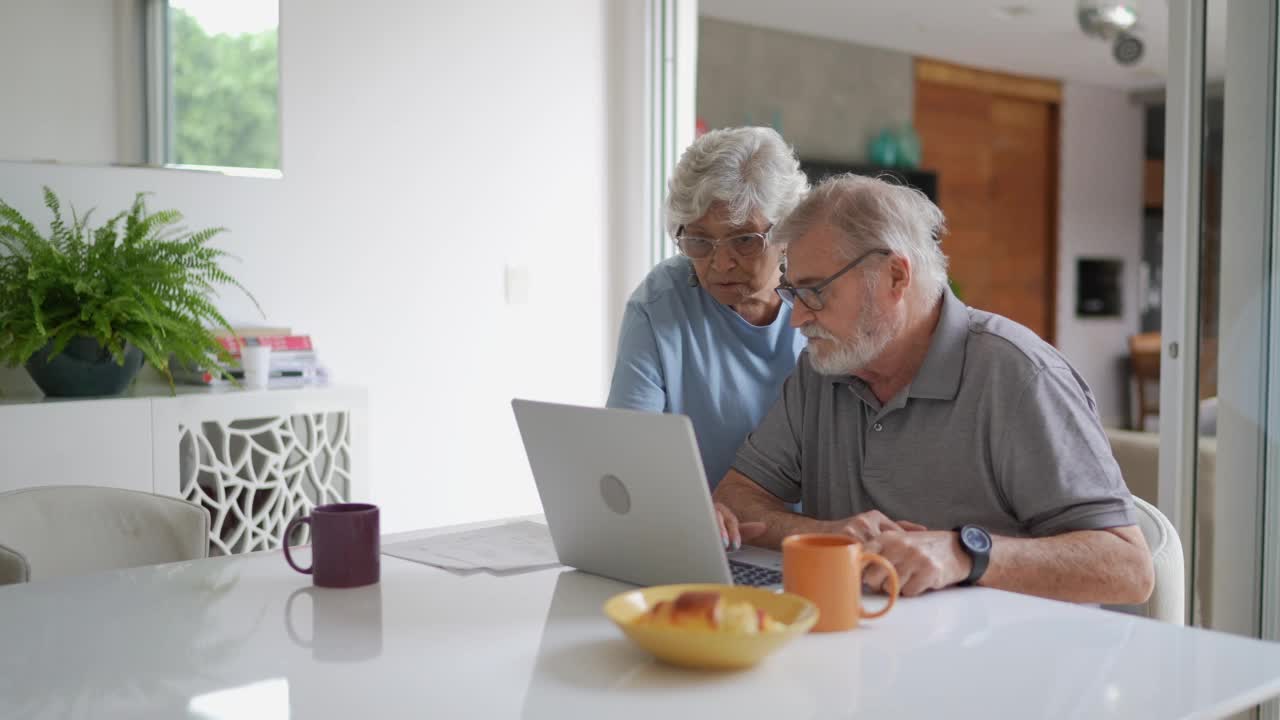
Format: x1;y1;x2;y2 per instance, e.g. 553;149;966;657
178;412;352;556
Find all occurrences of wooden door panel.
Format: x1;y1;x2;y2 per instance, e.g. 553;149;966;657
990;96;1052;336
915;75;1057;340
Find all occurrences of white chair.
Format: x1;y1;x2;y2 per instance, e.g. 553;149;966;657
0;486;209;586
1122;496;1186;625
0;544;28;585
1106;427;1215;626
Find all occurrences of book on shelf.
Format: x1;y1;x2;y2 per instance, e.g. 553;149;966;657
215;334;314;356
262;354;320;371
212;325;292;339
172;328;327;386
170;363;325;387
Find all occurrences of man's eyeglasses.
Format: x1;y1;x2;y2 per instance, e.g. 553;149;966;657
776;249;891;311
674;225;771;259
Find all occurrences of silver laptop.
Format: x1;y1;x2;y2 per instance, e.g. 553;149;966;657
511;398;783;588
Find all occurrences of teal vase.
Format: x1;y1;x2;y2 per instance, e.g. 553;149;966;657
868;129;898;167
895;126;922;169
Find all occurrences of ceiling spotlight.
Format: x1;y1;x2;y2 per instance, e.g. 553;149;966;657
1078;1;1139;38
1077;1;1144;66
1098;5;1138;28
1113;31;1144;65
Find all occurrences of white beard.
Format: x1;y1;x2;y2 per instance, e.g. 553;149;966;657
801;296;904;376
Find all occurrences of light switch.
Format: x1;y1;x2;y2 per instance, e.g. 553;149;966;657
504;264;530;305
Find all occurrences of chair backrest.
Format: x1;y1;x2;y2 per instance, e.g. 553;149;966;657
1130;495;1186;625
0;544;29;585
1105;428;1215;626
0;486;209;586
1129;332;1161;430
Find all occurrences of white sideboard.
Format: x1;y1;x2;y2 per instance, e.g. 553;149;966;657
0;383;368;556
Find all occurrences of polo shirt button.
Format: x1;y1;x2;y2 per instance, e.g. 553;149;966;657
873;423;883;432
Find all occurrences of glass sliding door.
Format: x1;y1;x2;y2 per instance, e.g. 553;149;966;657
1261;5;1280;720
1196;0;1276;641
648;0;699;265
1265;28;1280;709
1165;8;1279;719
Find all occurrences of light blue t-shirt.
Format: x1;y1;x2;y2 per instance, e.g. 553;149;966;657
606;256;807;489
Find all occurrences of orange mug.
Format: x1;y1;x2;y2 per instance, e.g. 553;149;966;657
782;533;900;632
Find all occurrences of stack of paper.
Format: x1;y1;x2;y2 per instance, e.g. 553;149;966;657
382;521;560;572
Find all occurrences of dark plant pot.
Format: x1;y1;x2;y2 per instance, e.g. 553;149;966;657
24;337;145;397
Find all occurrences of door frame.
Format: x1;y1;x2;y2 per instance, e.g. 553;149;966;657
1159;0;1207;626
1163;1;1278;669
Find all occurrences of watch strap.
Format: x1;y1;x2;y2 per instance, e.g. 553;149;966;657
956;524;991;586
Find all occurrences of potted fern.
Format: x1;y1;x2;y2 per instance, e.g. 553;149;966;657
0;188;260;397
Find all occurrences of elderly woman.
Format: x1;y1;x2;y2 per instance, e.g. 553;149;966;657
607;126;808;494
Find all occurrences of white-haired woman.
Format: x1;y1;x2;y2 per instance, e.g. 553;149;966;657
607;127;808;526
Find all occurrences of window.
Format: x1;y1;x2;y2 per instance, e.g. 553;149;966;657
149;0;281;172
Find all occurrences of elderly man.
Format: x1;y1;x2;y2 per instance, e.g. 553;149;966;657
712;174;1154;605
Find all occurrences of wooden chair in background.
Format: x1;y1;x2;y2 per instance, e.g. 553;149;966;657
1128;332;1219;431
1130;332;1162;431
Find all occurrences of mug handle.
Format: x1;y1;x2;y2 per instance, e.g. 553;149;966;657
283;515;313;574
858;552;899;620
283;587;315;648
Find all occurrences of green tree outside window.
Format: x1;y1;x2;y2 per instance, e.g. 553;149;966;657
170;7;279;170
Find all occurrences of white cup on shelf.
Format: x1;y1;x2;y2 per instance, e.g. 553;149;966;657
240;343;272;389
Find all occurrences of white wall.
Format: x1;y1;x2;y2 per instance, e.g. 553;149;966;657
696;17;913;164
0;0;639;532
0;1;122;164
1055;82;1146;428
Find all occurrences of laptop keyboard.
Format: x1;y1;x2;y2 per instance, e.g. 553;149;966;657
730;559;782;587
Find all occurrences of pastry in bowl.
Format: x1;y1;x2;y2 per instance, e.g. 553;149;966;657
603;583;818;670
632;590;786;633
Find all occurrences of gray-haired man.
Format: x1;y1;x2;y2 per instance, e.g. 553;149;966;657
713;174;1154;605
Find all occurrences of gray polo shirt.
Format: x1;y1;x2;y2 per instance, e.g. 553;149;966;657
733;290;1136;538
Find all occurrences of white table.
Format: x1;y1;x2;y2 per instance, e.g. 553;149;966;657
2;523;1280;719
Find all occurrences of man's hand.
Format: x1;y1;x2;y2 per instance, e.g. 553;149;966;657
829;510;927;543
863;531;972;597
714;502;766;550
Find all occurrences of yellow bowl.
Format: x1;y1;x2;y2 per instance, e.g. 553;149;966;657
602;583;818;670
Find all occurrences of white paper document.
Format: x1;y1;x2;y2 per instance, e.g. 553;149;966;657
382;521;560;572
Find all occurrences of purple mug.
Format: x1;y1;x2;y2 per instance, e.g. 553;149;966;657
284;503;380;588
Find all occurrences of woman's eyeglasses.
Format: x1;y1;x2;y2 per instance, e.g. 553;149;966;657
776;249;890;311
674;225;771;259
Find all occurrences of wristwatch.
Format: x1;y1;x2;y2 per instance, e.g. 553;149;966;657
955;524;992;586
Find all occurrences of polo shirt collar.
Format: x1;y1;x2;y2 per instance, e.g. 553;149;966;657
908;288;969;400
828;288;969;402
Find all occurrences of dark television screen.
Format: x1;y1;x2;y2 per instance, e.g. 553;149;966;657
799;159;939;205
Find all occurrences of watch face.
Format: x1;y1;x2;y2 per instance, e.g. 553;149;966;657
962;526;992;553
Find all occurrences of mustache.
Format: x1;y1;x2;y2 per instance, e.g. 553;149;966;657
800;324;836;341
